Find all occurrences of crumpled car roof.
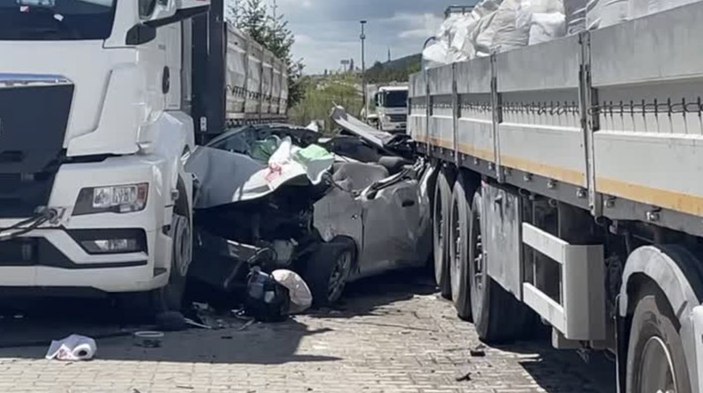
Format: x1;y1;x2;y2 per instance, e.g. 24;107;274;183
187;137;334;209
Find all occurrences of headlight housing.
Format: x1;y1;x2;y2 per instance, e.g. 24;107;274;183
73;183;149;216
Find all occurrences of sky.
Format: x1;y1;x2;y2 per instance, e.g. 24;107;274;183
266;0;455;74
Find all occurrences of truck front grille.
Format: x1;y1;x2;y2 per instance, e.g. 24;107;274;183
0;77;73;218
389;114;407;123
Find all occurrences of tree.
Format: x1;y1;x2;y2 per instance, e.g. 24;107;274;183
227;0;305;108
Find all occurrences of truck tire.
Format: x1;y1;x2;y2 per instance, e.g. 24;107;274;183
304;238;357;307
433;170;453;299
120;214;191;319
625;287;691;393
449;176;473;321
468;190;528;343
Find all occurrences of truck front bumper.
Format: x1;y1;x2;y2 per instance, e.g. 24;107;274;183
0;154;176;293
0;227;169;293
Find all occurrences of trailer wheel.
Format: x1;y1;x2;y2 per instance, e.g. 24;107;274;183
468;190;527;343
433;170;453;299
449;176;473;321
303;238;357;307
625;287;691;393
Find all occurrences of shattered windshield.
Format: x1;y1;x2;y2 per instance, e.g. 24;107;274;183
384;90;408;108
0;0;116;40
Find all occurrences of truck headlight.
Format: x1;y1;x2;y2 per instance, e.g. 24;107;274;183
73;183;149;216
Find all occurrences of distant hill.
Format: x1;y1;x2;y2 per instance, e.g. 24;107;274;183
365;54;421;84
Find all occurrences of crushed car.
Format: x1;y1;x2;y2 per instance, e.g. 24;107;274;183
185;107;434;306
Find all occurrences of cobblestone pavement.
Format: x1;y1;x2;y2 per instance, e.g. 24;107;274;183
0;270;615;393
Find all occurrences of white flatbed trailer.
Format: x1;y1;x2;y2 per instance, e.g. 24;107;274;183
410;2;703;391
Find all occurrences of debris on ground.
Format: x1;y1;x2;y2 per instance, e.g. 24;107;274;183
45;334;97;361
133;331;164;348
156;311;188;332
455;371;472;382
244;267;291;322
237;319;256;331
470;344;487;357
184;318;213;330
271;269;313;314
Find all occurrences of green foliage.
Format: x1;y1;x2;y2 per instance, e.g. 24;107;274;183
227;0;305;108
365;54;422;84
289;75;363;134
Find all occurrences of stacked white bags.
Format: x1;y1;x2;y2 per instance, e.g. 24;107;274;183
423;0;568;66
422;0;697;67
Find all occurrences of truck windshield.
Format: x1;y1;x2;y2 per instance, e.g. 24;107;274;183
0;0;116;40
384;91;408;108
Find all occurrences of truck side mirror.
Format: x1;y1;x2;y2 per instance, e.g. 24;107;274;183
146;0;210;28
374;93;381;107
126;0;210;45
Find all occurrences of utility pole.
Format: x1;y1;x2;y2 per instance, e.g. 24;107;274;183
360;20;367;119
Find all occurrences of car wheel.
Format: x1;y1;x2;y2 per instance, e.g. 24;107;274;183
468;190;528;343
304;238;357;307
433;169;453;299
626;287;691;393
449;176;473;321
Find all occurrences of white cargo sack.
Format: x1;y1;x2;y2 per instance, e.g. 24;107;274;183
490;0;530;53
564;0;587;34
628;0;698;19
46;335;97;361
272;269;313;314
586;0;628;29
528;13;567;44
516;0;566;44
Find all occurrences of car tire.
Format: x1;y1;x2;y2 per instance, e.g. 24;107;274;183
625;286;692;393
433;169;453;299
304;238;357;307
468;190;528;343
120;214;191;319
449;176;473;321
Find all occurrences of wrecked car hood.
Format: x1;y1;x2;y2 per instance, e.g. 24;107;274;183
330;105;395;150
187;137;334;209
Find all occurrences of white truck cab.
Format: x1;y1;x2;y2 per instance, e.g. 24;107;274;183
373;85;408;133
0;0;209;313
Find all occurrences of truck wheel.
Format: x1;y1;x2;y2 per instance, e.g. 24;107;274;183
468;190;527;343
449;176;473;321
304;238;357;307
120;214;191;319
433;170;453;299
154;214;191;312
626;287;691;393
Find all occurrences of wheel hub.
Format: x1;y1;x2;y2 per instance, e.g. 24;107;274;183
328;251;352;301
451;203;462;298
173;216;191;277
639;336;677;393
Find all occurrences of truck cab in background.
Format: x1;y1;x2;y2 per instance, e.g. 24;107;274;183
373;85;408;133
0;0;210;314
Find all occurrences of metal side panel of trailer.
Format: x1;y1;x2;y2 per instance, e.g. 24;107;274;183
409;0;703;237
190;0;288;143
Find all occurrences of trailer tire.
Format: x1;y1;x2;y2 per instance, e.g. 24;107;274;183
625;286;691;393
433;170;453;299
469;190;527;343
304;238;357;307
449;176;473;321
